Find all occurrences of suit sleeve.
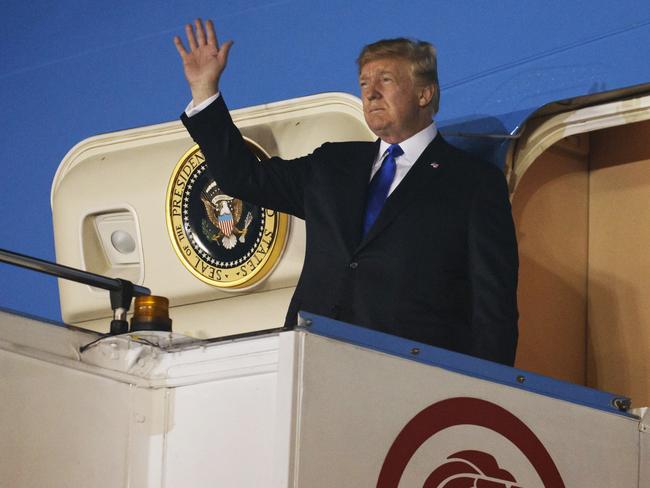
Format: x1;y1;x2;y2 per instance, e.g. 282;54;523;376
467;166;519;365
181;95;316;219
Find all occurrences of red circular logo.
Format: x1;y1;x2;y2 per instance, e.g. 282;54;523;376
377;397;565;487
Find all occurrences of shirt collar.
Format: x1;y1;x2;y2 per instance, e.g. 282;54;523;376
378;121;438;164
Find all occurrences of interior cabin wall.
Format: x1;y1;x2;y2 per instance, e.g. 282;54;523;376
588;120;650;406
511;134;590;385
513;119;650;407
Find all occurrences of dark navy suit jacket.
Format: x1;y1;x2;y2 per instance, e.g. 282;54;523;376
182;96;519;365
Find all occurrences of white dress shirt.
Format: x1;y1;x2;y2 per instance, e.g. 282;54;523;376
185;94;437;196
371;123;437;196
185;93;220;117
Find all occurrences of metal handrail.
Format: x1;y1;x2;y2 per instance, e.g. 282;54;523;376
0;248;150;296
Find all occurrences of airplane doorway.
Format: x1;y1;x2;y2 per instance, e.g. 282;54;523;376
510;94;650;407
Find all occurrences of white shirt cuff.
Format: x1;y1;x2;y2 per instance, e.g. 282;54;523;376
185;92;220;117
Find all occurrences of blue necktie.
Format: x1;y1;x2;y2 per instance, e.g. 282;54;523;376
362;143;403;236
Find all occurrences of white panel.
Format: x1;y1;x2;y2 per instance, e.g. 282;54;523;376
640;409;650;488
0;350;133;488
1;311;295;487
294;334;639;488
3;309;642;487
127;387;168;488
272;330;299;487
164;374;278;487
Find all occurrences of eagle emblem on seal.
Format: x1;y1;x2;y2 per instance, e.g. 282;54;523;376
167;143;289;288
200;181;253;250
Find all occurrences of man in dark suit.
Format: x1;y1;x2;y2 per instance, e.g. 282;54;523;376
174;19;519;365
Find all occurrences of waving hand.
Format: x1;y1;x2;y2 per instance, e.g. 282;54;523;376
174;19;233;105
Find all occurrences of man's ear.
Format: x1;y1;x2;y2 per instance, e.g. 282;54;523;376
418;84;435;108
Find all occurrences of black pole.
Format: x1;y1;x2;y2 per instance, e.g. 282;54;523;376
0;248;150;296
0;247;151;335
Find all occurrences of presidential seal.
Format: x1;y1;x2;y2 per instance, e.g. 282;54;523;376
166;141;289;288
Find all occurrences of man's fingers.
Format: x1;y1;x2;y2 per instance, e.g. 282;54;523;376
173;36;188;57
178;19;229;61
219;40;234;63
185;23;197;50
206;19;217;47
195;18;207;45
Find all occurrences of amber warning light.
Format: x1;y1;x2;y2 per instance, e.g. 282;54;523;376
131;295;172;332
0;247;173;335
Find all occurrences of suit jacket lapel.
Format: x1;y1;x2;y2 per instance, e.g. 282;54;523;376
356;134;447;251
338;140;380;250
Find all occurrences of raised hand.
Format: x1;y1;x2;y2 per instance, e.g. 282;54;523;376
174;19;234;105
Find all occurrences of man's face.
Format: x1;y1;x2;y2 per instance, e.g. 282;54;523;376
359;57;431;143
